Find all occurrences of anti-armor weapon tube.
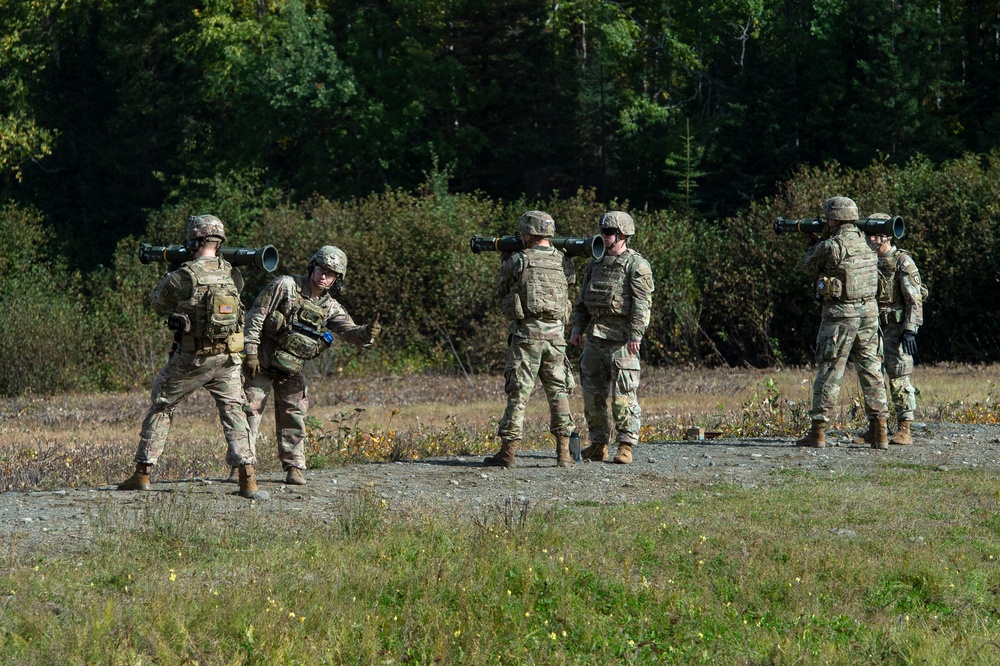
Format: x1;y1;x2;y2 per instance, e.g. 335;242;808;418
469;234;606;260
773;216;905;240
856;215;905;239
138;243;280;272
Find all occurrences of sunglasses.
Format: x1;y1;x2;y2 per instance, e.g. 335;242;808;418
600;229;619;237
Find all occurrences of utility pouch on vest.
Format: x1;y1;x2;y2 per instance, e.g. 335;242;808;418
500;292;525;320
270;349;306;375
226;331;245;353
206;290;240;339
264;310;286;336
815;276;843;302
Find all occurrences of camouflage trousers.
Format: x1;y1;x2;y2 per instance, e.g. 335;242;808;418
243;368;309;471
882;323;917;421
135;351;254;467
579;338;642;446
809;315;888;422
497;336;576;442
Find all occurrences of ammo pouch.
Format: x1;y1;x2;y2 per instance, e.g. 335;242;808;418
270;331;323;375
500;292;525;320
226;331;245;354
815;276;843;302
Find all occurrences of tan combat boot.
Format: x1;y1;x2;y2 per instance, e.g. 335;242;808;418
238;464;259;498
580;442;609;462
117;463;153;491
890;419;913;446
484;440;518;469
851;426;873;446
285;467;307;485
612;443;633;464
556;435;574;468
871;417;889;450
796;420;826;448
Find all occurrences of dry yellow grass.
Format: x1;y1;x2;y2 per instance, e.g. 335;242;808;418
1;364;997;489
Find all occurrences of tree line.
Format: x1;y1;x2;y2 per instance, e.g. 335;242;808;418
2;0;1000;267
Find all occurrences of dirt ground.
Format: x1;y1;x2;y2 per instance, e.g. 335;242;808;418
3;419;999;557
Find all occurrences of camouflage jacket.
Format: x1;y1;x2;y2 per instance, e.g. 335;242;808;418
801;224;878;319
877;246;924;332
150;256;244;318
570;248;654;343
244;275;370;364
496;245;576;340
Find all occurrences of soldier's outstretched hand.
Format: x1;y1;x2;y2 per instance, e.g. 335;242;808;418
363;312;382;347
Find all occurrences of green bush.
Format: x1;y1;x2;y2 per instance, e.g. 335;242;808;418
0;204;92;395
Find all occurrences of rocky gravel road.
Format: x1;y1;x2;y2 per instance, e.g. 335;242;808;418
3;421;999;556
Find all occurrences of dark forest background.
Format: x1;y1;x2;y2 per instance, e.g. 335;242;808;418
2;0;1000;395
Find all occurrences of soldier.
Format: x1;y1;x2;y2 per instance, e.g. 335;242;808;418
569;211;654;464
243;246;381;485
484;211;578;469
862;215;925;445
797;197;890;449
118;215;260;498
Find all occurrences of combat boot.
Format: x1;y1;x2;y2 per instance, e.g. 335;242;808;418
556;435;574;468
612;443;633;464
117;463;152;491
237;464;259;498
851;426;873;446
796;420;826;448
580;442;609;462
890;420;913;446
870;417;889;450
484;440;518;469
285;467;307;485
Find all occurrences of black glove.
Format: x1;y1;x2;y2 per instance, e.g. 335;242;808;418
900;330;917;356
167;312;191;333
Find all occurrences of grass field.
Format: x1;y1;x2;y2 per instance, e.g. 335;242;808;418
2;365;1000;663
2;467;1000;663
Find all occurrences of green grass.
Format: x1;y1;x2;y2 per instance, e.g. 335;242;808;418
3;470;1000;664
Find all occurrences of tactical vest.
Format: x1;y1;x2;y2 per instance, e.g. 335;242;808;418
176;259;241;340
825;227;877;303
266;278;333;374
511;247;568;321
877;250;904;308
583;251;635;317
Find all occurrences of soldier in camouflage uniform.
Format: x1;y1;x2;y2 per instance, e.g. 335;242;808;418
569;211;655;465
864;214;925;445
798;197;889;449
118;215;260;498
484;212;577;469
243;246;381;484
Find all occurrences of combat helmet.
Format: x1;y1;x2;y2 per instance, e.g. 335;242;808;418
599;211;635;236
186;214;227;243
518;211;556;238
310;245;348;278
822;197;859;222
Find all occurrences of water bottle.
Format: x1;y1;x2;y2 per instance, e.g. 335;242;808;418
569;431;582;462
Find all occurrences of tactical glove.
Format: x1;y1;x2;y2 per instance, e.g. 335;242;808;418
167;312;191;333
900;331;917;357
362;312;382;347
244;354;260;379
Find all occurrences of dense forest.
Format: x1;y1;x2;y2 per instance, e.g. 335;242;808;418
2;0;1000;395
